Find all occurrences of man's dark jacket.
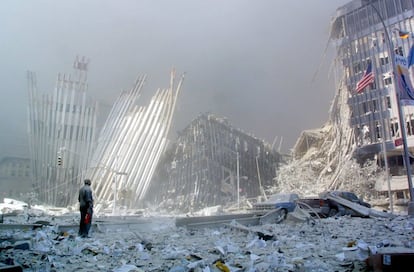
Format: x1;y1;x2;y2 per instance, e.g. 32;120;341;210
79;185;93;211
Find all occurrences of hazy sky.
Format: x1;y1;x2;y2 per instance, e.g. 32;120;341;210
0;0;349;157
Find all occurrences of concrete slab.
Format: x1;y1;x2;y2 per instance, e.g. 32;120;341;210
175;213;259;227
0;224;42;231
0;265;23;272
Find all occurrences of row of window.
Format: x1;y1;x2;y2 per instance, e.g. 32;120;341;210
351;96;392;119
31;120;95;141
0;168;30;177
351;46;403;76
345;0;414;35
55;103;95;114
357;114;414;144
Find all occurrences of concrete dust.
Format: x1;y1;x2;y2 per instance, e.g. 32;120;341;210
2;200;414;271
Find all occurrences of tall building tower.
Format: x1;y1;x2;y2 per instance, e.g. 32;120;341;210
27;57;97;206
330;0;414;200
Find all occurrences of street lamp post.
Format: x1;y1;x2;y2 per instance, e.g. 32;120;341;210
111;154;128;215
256;155;267;201
236;151;240;210
224;145;241;209
368;2;414;215
57;146;88;205
112;171;128;215
113;175;117;215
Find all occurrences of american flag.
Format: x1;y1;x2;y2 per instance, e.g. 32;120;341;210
356;61;375;93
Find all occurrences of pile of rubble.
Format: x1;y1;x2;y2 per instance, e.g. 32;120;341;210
2;199;414;271
272;80;383;203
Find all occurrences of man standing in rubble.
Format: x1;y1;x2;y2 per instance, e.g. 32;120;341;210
78;179;94;238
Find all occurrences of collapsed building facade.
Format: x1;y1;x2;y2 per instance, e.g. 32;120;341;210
27;56;185;208
86;71;184;210
27;57;283;211
155;114;284;211
27;57;97;206
330;0;414;202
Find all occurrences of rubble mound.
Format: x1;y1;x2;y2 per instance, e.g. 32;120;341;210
273;82;380;201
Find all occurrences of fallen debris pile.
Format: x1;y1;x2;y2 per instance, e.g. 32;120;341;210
2;202;414;271
273;81;382;205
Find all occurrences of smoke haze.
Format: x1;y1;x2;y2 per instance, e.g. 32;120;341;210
0;0;349;157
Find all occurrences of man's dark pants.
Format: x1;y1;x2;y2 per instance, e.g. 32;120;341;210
79;206;92;237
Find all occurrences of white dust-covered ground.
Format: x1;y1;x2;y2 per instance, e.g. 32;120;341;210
1;198;414;271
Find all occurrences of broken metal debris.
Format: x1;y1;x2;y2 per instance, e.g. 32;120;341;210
2;198;414;271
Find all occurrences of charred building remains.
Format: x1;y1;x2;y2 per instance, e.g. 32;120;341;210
159;114;283;211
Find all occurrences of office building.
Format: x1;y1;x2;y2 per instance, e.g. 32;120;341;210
330;0;414;200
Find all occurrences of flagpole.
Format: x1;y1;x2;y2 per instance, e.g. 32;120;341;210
368;27;394;213
368;2;414;215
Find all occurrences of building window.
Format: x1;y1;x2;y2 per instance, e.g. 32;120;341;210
371;80;377;90
391;121;399;137
409;115;414;136
362;102;368;114
395;46;404;56
376;121;381;140
372;99;378;112
401;0;413;11
386;96;391;108
353;63;360;74
384;77;392;86
385;0;397;18
396;191;404;199
381;32;386;44
380;56;389;65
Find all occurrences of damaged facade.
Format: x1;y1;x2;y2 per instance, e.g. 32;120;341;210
155;114;284;211
86;71;185;210
27;57;97;207
330;0;414;201
27;57;185;209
